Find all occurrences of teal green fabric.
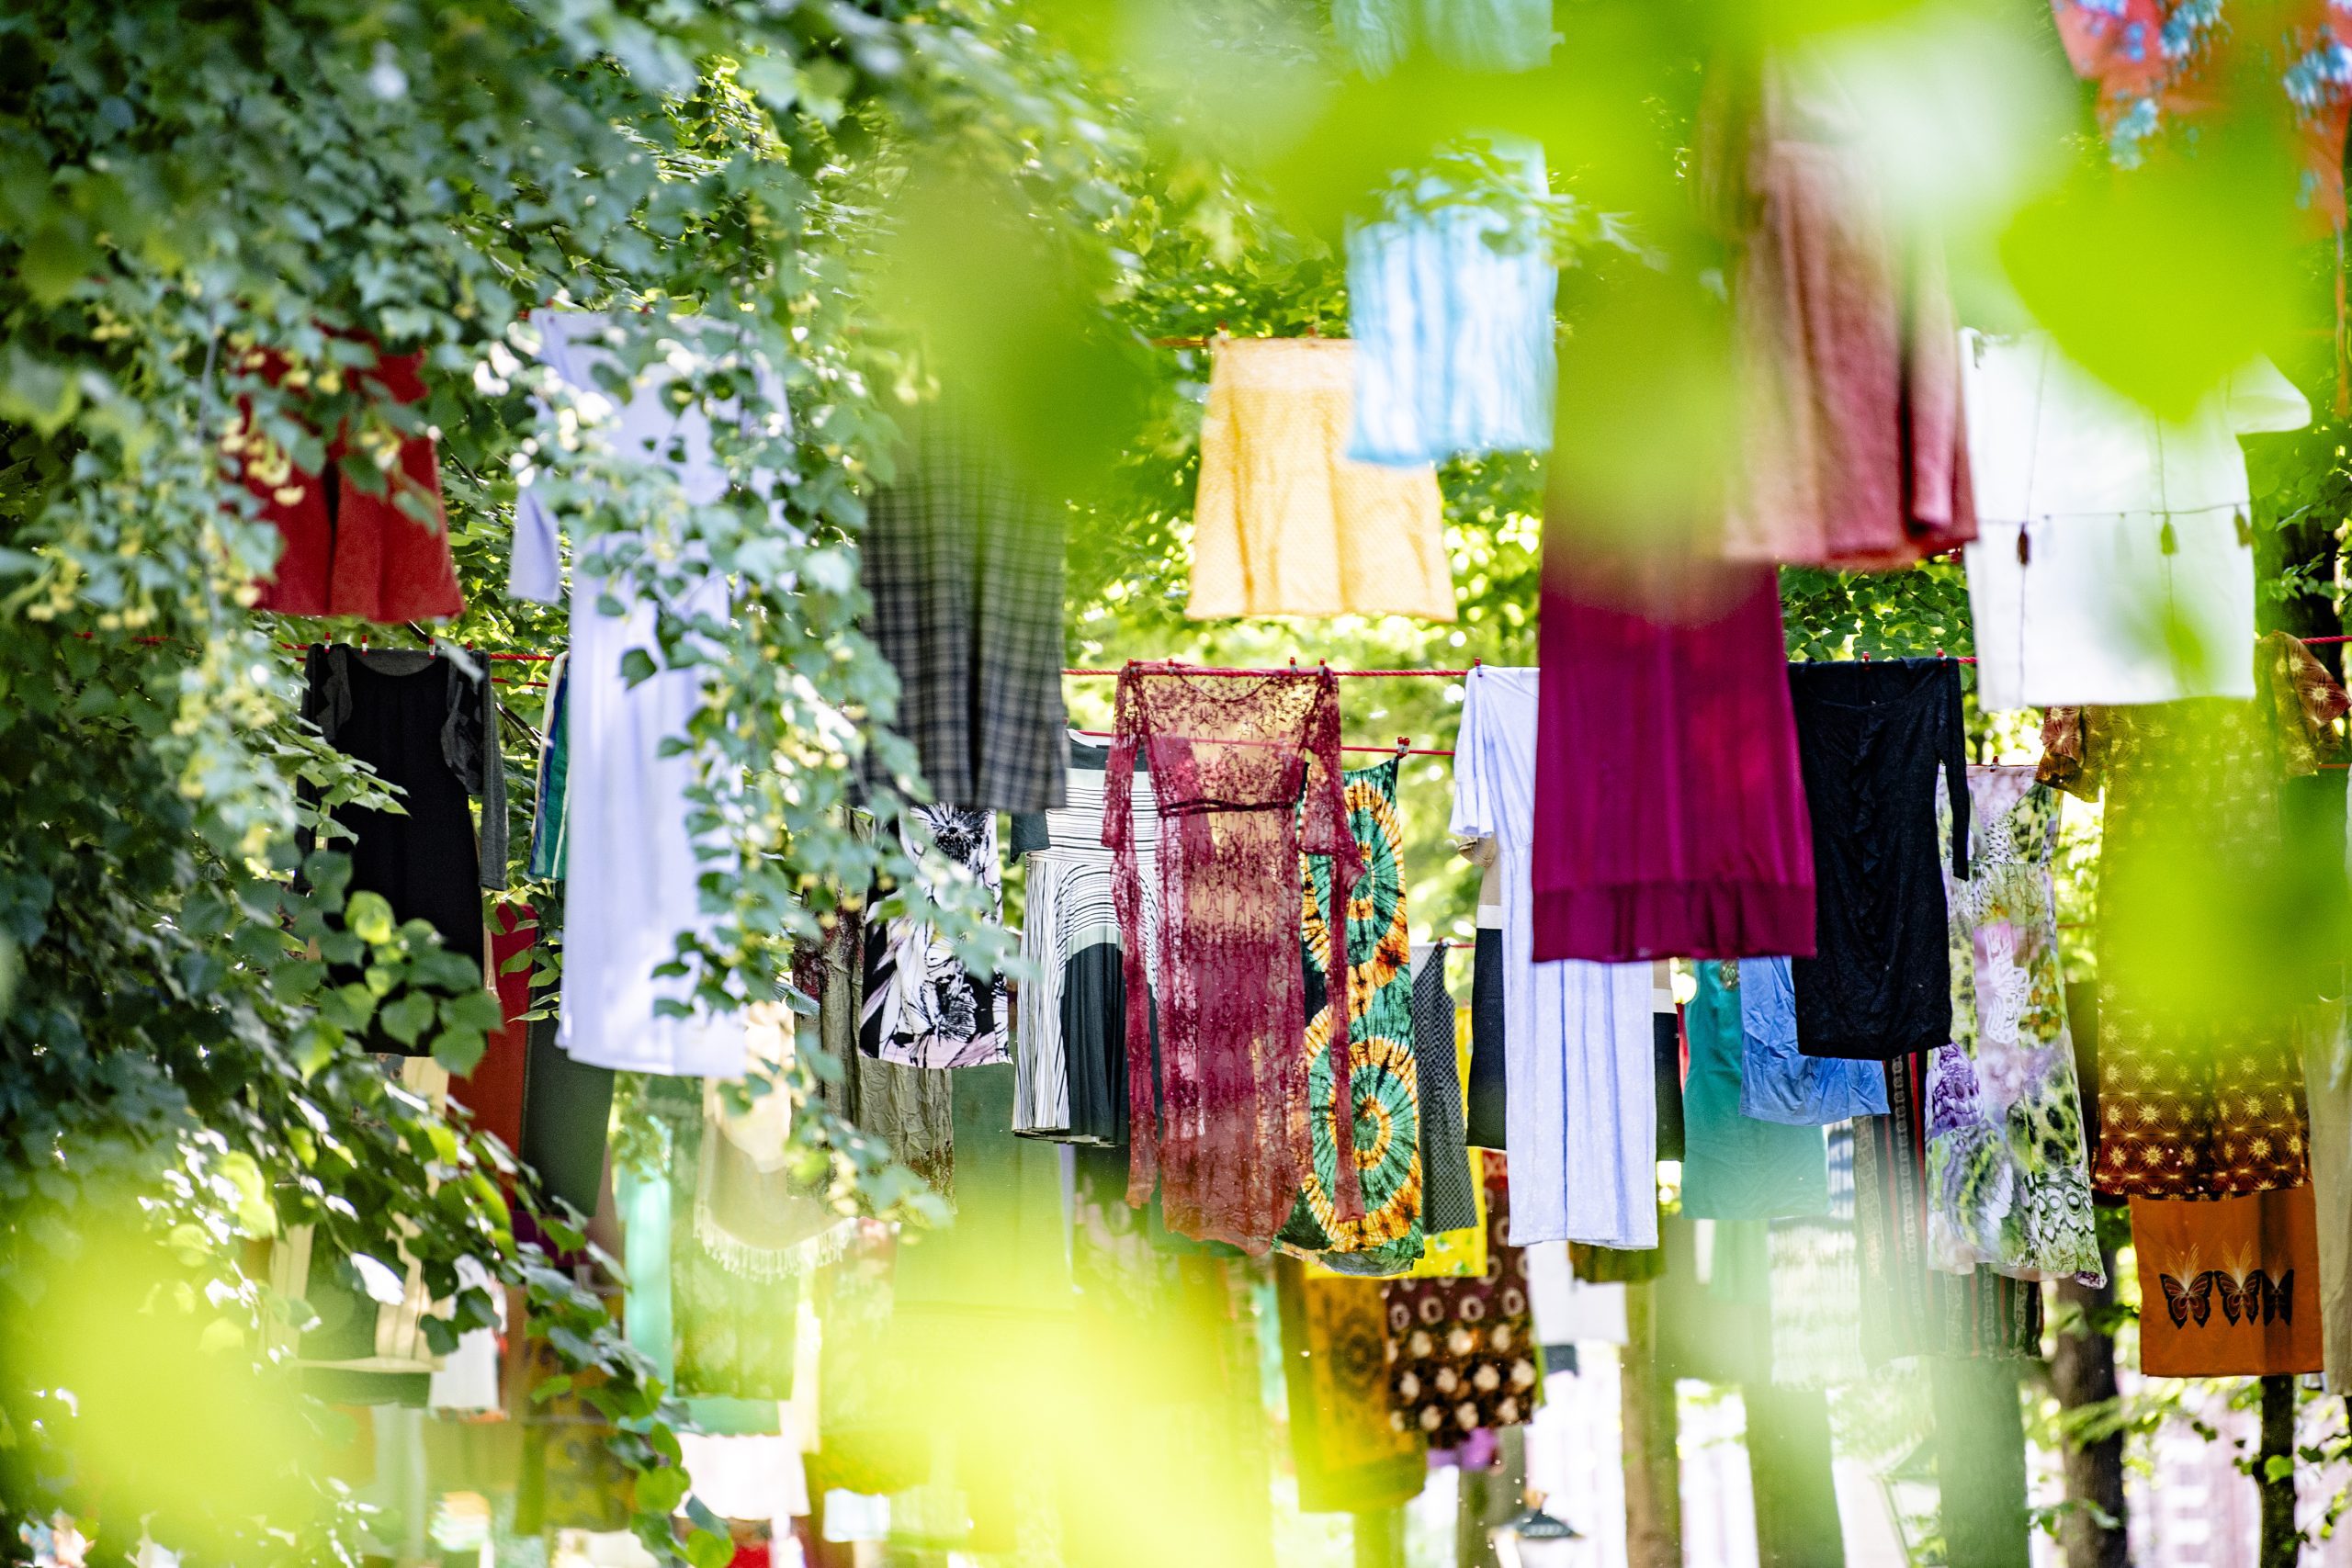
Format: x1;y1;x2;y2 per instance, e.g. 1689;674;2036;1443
1680;963;1828;1223
617;1149;674;1385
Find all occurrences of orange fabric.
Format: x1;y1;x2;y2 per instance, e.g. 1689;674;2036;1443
2132;1183;2322;1377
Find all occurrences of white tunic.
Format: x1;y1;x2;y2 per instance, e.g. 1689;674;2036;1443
1961;330;2309;711
511;310;784;1077
1448;666;1657;1249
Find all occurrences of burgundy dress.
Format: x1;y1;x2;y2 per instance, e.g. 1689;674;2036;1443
1104;664;1365;1253
1531;551;1815;962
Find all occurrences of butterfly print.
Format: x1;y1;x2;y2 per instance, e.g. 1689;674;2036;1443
2159;1271;2214;1327
2161;1269;2296;1328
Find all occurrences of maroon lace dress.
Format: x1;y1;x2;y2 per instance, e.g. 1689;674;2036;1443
1104;665;1366;1252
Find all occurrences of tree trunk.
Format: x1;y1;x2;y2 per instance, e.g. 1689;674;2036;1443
1746;1382;1845;1568
2260;1374;2298;1568
1456;1424;1527;1568
1930;1356;2030;1568
1622;1280;1682;1568
2052;1262;2128;1568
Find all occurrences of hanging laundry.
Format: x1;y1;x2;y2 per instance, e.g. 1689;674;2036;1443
1009;735;1157;1145
1767;1122;1867;1391
517;1011;616;1224
232;342;464;622
527;652;571;880
1854;1052;2044;1365
1380;1156;1542;1439
1531;553;1815;962
1280;755;1425;1271
2039;632;2346;1198
2301;1006;2352;1391
1273;1261;1428;1513
1924;767;2102;1286
1961;331;2310;710
1331;0;1555;74
1409;942;1480;1236
1449;666;1657;1249
2051;1;2352;228
1700;51;1975;569
1187;338;1454;622
1653;980;1689;1160
449;903;541;1152
858;805;1010;1070
1461;837;1510;1148
1789;658;1968;1061
791;835;956;1198
1104;664;1365;1253
863;406;1069;813
1680;962;1830;1223
509;310;780;1077
300;645;507;1011
1736;956;1888;1124
2131;1185;2323;1378
640;1074;804;1403
1346;139;1555;468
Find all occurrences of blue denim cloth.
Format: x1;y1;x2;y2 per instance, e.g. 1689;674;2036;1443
1736;956;1891;1125
1345;145;1555;467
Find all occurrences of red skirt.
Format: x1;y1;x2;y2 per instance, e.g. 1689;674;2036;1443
237;344;463;622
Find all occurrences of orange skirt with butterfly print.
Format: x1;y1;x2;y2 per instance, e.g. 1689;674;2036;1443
2132;1185;2322;1378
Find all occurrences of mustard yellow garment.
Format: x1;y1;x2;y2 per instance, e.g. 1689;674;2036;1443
1189;338;1454;621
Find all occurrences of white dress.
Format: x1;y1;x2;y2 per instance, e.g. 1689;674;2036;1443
511;310;785;1077
1961;330;2309;710
1448;666;1657;1249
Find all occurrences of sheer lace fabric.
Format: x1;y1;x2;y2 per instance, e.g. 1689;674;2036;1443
1105;666;1366;1252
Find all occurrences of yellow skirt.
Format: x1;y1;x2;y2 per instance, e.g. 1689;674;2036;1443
1189;337;1455;621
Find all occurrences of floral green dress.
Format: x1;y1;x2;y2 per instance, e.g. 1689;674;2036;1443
1925;766;2103;1286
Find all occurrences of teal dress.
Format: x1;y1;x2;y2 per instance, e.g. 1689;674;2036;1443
1680;962;1829;1222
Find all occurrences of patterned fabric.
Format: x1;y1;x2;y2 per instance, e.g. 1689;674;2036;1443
1274;1260;1428;1513
1412;944;1480;1235
1106;664;1365;1252
1854;1052;2044;1365
2039;660;2339;1197
860;805;1011;1069
1187;337;1454;621
1012;737;1157;1143
1381;1156;1541;1438
2049;1;2352;229
1925;768;2103;1285
863;407;1068;812
1281;756;1424;1270
1768;1122;1867;1391
2132;1184;2323;1377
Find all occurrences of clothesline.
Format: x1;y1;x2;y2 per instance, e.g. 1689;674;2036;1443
1068;726;1457;758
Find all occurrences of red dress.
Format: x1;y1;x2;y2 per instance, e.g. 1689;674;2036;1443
1103;664;1365;1253
1532;549;1816;963
235;344;463;621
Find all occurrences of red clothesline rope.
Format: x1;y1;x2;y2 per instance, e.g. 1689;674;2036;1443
1069;726;1457;758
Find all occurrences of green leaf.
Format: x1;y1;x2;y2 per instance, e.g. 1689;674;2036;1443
345;891;395;945
379;990;435;1047
634;1463;689;1517
620;649;658;687
20;220;99;305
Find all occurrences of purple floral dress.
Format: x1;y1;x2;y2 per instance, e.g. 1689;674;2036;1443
1924;767;2104;1286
